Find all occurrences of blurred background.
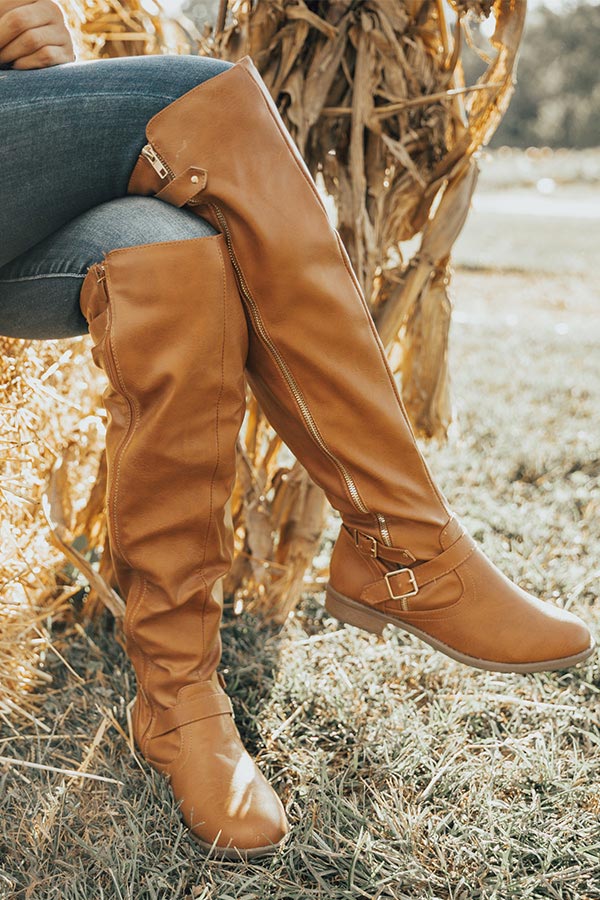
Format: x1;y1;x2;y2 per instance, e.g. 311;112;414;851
167;0;600;291
457;0;600;275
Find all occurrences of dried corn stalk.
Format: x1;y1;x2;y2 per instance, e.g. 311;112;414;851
62;0;525;623
199;0;526;616
59;0;200;58
1;0;526;719
207;0;525;436
0;0;192;721
0;337;109;722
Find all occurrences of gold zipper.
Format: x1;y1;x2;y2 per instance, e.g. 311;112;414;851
140;143;173;180
210;203;383;526
95;263;138;541
140;142;204;206
96;263;128;399
139;141;391;543
377;513;391;546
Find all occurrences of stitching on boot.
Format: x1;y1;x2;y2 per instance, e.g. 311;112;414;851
104;277;140;569
100;234;221;263
235;64;449;531
393;559;473;623
194;240;228;670
103;277;159;744
214;203;372;519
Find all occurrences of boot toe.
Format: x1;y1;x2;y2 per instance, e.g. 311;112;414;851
217;773;289;851
543;609;595;664
187;763;289;855
166;716;289;855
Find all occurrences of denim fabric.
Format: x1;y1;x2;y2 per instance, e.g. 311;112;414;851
0;197;218;338
0;54;232;338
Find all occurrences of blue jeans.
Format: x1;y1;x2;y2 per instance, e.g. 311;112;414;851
0;54;233;338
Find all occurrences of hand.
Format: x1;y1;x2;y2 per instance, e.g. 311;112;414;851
0;0;75;69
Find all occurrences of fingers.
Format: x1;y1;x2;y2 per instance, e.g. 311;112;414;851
0;0;41;13
0;1;50;52
1;23;61;64
10;41;73;68
0;0;74;68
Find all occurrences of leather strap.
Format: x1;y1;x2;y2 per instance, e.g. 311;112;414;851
155;166;208;207
152;691;233;738
348;525;416;564
360;531;476;608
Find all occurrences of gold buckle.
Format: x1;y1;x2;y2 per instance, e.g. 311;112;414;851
353;529;378;558
384;567;418;600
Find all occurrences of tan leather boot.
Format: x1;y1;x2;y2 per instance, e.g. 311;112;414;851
125;55;595;674
79;235;288;858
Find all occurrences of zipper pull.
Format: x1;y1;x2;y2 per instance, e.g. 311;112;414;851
96;263;106;284
140;142;169;180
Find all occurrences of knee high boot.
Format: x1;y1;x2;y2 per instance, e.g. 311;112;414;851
125;56;595;673
78;235;288;858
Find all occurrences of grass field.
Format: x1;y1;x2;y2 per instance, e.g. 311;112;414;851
1;150;599;898
455;150;600;277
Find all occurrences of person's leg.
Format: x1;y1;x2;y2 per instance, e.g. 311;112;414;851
77;229;288;857
0;53;232;269
0;195;217;338
123;55;595;672
0;191;289;854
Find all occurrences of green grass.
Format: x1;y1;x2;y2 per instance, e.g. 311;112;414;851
1;267;599;899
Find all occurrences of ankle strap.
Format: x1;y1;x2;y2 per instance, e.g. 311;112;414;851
347;525;417;564
152;691;234;738
359;531;477;609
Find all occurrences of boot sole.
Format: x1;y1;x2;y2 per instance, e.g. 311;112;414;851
325;585;597;673
190;830;288;861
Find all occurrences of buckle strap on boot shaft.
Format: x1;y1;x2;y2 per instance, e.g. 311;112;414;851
349;525;416;565
359;531;477;609
155;166;208;207
152;691;233;738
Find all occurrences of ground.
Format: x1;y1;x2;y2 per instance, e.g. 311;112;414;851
1;168;599;899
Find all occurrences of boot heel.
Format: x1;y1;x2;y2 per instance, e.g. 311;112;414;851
325;586;387;636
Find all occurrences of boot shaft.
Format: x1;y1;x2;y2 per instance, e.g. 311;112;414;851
79;234;249;707
126;55;452;559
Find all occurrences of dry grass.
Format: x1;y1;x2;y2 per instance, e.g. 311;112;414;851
0;2;527;695
0;337;106;726
1;266;598;899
